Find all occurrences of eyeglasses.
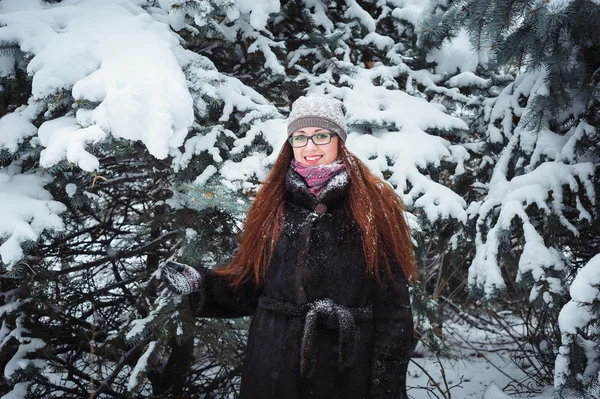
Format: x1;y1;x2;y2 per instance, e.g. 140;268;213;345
288;133;337;148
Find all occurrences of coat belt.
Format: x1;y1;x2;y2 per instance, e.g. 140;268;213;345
258;296;373;378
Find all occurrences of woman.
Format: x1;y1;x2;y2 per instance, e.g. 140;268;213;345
161;95;417;399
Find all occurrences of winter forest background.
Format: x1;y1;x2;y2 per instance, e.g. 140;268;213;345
0;0;598;398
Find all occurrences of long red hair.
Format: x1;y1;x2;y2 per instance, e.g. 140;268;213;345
214;141;417;286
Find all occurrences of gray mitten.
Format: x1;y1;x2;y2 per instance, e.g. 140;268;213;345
160;260;203;295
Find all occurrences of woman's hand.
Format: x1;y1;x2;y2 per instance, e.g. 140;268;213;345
160;260;203;295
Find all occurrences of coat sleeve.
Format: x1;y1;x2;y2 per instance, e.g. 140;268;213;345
187;265;261;319
368;264;415;399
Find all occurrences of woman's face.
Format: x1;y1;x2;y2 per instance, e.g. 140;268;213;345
291;127;339;166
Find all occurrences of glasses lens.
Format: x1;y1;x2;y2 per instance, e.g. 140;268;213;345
291;135;308;147
312;133;331;145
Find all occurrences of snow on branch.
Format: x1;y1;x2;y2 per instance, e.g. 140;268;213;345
0;382;31;399
484;71;547;144
125;291;176;343
468;147;595;297
3;314;47;380
468;69;597;299
301;0;334;33
174;52;284;182
127;341;157;392
344;0;376;32
555;253;600;395
0;0;195;167
0;169;65;269
0;112;37;154
171;0;285;74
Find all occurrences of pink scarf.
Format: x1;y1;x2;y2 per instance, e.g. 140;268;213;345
291;159;346;197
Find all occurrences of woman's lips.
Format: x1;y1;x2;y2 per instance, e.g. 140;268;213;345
304;155;323;165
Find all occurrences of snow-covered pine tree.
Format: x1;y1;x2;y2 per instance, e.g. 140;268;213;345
6;0;583;397
420;0;600;393
414;0;524;347
555;253;600;398
0;0;282;397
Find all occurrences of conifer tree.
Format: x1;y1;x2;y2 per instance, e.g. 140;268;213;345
3;0;576;397
420;0;600;394
0;1;280;397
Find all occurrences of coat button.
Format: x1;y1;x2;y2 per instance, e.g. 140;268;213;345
314;203;327;215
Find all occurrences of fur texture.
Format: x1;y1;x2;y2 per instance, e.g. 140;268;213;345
188;167;415;398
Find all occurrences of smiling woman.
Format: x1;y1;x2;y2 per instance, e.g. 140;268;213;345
289;128;339;165
161;94;417;399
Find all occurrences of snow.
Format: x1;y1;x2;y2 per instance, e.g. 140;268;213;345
470;163;592;296
127;341;157;391
38;116;106;171
344;0;376;32
0;0;44;12
126;293;173;341
174;127;227;172
568;253;600;303
447;71;489;88
554;254;600;394
65;183;77;198
427;29;479;75
562;121;596;162
332;68;469;133
4;338;46;378
0;0;195;163
194;165;218;186
0;169;66;268
247;35;286;74
0;382;31;399
469;77;596;298
485;72;547;143
390;0;431;27
214;77;278;125
357;32;395;51
0;299;28;318
0;55;15;78
346;130;467;223
557;253;600;334
482;383;513;399
172;56;281;172
221;155;271;187
230;0;280;31
0;112;37;153
409;313;556;399
301;0;334;33
557;301;592;335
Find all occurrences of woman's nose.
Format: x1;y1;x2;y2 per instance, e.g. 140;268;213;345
305;138;318;150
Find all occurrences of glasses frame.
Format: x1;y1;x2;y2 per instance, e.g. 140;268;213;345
287;132;338;148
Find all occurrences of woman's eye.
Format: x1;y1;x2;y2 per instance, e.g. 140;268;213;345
315;133;329;140
293;136;306;141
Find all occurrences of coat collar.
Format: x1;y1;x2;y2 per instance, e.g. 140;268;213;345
285;166;350;209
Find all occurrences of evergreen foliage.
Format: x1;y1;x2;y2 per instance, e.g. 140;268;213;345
1;0;597;397
420;0;600;395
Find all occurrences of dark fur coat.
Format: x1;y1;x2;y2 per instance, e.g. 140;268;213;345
189;167;415;399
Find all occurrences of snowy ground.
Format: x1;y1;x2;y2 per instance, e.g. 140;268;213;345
408;312;555;399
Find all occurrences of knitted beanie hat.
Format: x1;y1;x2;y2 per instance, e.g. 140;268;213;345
287;95;348;142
